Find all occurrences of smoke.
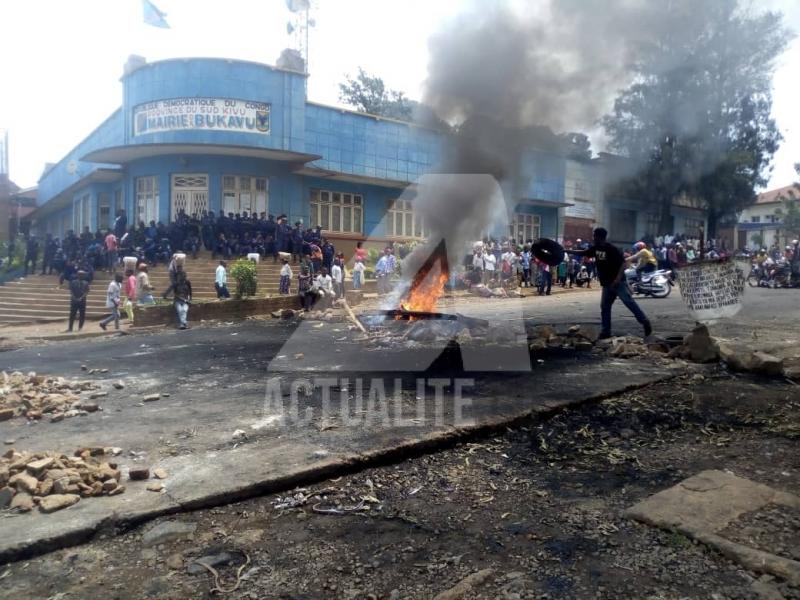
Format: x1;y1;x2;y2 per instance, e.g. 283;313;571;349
393;0;782;303
395;1;659;300
426;2;645;134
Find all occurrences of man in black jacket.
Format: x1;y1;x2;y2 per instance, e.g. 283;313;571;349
23;235;39;276
67;270;90;332
40;234;58;275
569;228;652;340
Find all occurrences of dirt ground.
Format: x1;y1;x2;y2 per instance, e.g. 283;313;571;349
2;371;798;600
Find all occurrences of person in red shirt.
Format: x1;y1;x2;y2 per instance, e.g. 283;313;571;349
354;241;367;263
104;232;118;273
123;269;137;322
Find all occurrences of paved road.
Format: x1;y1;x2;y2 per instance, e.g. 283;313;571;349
0;283;796;561
431;283;799;347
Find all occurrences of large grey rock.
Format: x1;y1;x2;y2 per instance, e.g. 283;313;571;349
783;357;800;381
751;352;784;377
141;520;197;547
718;342;755;372
39;494;80;513
576;325;599;343
683;324;719;363
9;471;38;494
0;486;14;509
10;491;33;512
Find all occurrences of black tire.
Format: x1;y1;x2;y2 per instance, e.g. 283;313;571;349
747;274;759;288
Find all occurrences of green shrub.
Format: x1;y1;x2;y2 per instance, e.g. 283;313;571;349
367;247;380;265
1;236;25;271
230;259;258;298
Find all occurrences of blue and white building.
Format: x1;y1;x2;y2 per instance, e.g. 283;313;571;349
30;55;571;245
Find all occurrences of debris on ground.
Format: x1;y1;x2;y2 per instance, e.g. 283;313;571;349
2;377;798;598
522;322;799;381
0;371;101;422
1;447;129;513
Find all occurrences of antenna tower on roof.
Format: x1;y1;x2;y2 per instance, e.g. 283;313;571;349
285;0;317;74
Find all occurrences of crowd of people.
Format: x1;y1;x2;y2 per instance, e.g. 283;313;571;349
464;237;596;297
16;208;351;279
18;204;791;331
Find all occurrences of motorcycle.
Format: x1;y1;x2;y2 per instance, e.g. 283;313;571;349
747;263;768;288
624;267;672;298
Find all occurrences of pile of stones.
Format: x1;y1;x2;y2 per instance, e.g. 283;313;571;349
539;322;800;380
0;371;101;423
1;446;127;514
527;324;598;352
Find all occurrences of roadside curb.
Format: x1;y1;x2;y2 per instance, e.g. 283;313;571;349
0;367;682;565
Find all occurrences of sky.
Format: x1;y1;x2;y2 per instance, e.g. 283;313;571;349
0;0;798;191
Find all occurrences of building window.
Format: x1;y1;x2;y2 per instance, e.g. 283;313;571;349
73;194;91;232
751;216;761;223
510;213;541;243
310;189;363;234
387;199;426;239
98;193;111;230
136;176;159;225
222;176;268;216
645;213;660;238
114;188;123;217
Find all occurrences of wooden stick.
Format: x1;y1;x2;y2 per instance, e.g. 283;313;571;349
342;299;367;333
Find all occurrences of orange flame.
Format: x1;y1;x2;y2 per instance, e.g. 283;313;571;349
399;266;449;314
396;240;450;317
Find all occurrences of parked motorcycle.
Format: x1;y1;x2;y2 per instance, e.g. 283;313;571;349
624;267;672;298
747;263;767;288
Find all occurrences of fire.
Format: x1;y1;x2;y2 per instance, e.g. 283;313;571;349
397;240;450;316
399;268;449;313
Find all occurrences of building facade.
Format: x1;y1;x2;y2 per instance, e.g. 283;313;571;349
30;56;569;247
735;185;796;250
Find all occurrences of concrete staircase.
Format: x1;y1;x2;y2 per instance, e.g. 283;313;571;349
0;254;309;325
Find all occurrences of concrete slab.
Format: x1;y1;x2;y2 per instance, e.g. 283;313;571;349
626;470;800;585
0;319;675;563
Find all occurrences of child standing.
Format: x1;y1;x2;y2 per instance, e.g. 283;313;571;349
331;259;344;298
279;258;292;295
352;258;365;290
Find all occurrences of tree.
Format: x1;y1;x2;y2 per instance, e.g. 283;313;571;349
558;132;592;162
603;1;791;237
338;68;416;121
775;163;800;239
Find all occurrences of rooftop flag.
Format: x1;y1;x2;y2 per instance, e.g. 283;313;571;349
142;0;170;28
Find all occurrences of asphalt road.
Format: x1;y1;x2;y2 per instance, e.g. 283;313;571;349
1;283;797;562
1;283;796;459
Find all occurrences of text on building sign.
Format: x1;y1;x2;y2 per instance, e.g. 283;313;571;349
133;98;270;136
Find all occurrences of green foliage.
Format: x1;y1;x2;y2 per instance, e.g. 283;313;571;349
230;259;258;299
339;68;414;120
395;240;420;260
750;233;764;248
602;2;791;236
557;132;593;162
338;68;450;131
367;247;381;267
666;531;692;549
775;163;800;239
1;235;24;271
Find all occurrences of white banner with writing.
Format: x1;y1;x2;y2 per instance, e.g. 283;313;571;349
133;98;270;136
